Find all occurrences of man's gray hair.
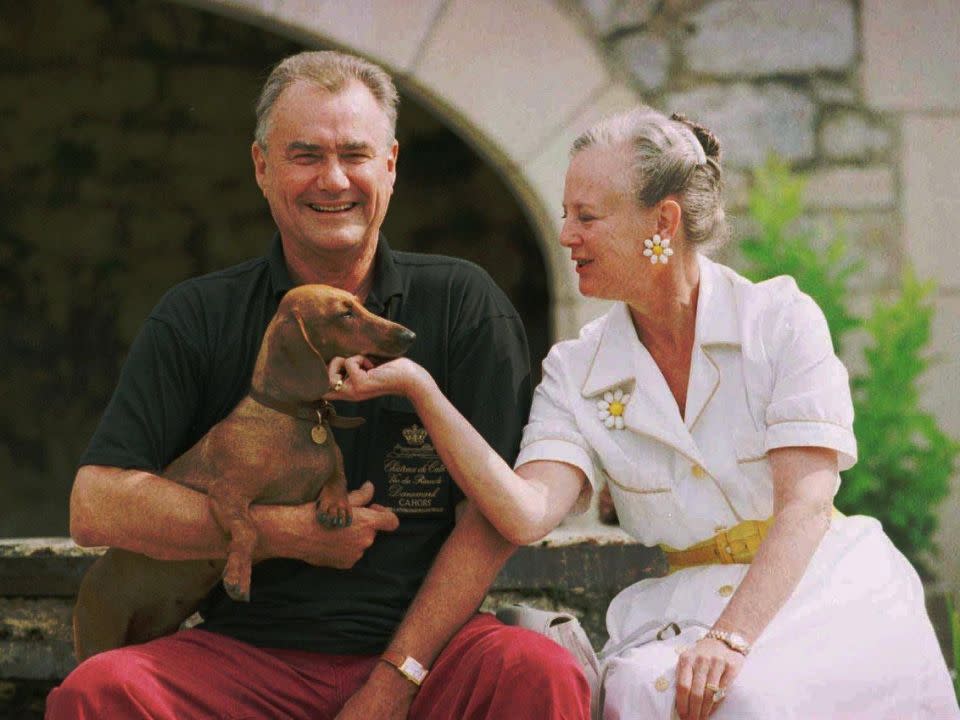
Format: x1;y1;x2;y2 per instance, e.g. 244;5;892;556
254;50;400;149
572;106;729;250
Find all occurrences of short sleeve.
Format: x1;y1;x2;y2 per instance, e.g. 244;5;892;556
79;315;207;472
763;294;857;470
515;347;598;513
444;271;532;467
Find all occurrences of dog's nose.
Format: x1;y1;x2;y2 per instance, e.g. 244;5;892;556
398;329;416;345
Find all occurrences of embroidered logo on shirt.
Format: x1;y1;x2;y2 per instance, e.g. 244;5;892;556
382;422;448;514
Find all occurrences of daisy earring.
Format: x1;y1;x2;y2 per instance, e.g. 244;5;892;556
643;234;673;264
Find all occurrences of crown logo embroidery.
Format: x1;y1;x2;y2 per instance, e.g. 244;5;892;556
402;424;428;447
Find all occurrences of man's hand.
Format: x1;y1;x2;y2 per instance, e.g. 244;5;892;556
254;482;399;568
335;662;418;720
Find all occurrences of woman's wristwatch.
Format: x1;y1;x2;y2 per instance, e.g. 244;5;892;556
705;629;751;656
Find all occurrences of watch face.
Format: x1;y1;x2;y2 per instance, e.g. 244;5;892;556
399;657;428;683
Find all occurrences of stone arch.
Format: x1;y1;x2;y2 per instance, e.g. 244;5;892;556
177;0;638;340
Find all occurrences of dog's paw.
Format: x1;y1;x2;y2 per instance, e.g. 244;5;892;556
316;506;353;529
223;579;250;602
316;489;353;529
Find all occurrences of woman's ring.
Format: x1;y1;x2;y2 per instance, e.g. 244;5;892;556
705;683;725;702
333;376;344;392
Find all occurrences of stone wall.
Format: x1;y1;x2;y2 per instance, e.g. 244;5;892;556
574;0;899;289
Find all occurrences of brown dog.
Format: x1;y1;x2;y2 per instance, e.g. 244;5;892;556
72;284;415;662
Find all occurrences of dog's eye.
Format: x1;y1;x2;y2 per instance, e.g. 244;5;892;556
341;309;355;319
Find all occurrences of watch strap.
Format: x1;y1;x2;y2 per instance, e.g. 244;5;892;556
705;629;750;655
380;649;430;686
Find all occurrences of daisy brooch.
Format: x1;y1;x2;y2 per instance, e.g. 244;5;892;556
597;388;630;430
644;234;673;264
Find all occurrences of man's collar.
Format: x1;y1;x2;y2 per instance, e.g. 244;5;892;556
365;233;403;313
268;233;296;299
268;232;404;310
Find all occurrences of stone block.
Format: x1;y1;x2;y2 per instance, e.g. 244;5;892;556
272;0;446;72
164;66;263;131
803;166;895;211
902;115;960;289
0;598;76;680
793;212;901;291
0;0;110;64
609;0;659;34
165;130;253;180
665;83;816;168
722;169;750;211
4;71;91;132
0;539;100;597
811;77;858;106
686;0;855;77
579;0;619;35
863;0;960;111
613;32;671;93
94;60;159;115
10;59;157;129
820;111;893;161
415;0;611;161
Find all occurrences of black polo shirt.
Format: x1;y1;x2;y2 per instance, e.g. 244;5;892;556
80;234;533;654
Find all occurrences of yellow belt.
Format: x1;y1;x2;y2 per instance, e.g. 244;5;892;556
661;518;774;571
661;509;843;572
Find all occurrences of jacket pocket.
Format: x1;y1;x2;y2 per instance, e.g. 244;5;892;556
602;468;672;495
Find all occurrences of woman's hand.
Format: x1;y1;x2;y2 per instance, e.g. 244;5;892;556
675;637;745;720
326;355;432;403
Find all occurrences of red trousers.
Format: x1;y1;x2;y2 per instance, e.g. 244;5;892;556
46;613;590;719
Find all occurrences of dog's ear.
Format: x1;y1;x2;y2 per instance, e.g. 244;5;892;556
252;309;330;403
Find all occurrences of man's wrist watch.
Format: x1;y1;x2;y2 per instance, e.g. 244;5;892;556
705;628;751;656
380;649;430;686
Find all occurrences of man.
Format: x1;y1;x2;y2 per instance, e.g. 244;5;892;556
47;51;589;719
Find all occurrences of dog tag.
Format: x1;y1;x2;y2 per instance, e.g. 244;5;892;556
311;424;328;445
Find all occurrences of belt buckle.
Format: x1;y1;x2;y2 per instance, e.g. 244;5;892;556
715;521;761;563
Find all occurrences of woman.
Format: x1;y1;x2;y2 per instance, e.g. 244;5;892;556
328;107;958;719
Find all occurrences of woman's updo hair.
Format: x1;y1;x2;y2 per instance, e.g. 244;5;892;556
571;106;730;251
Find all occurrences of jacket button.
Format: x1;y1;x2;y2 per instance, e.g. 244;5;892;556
718;584;734;597
691;464;707;479
655;676;670;692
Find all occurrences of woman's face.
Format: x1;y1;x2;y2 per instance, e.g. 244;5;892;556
560;144;659;301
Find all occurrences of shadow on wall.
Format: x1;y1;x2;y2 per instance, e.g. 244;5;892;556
0;0;548;537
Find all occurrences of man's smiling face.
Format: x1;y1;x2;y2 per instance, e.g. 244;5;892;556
252;79;398;265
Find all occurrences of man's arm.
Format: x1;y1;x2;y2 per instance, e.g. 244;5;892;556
336;502;515;718
71;465;398;568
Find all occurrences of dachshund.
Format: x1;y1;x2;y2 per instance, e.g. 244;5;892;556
72;284;415;661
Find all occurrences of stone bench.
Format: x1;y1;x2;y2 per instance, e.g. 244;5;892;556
0;530;660;682
1;534;954;717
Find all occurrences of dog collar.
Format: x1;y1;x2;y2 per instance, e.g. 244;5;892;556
247;391;365;430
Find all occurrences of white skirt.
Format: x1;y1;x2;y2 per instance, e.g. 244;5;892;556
600;515;958;719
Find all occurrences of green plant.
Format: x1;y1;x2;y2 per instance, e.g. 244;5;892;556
948;593;960;700
738;157;960;578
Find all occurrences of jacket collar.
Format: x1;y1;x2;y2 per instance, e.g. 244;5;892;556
580;255;741;462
